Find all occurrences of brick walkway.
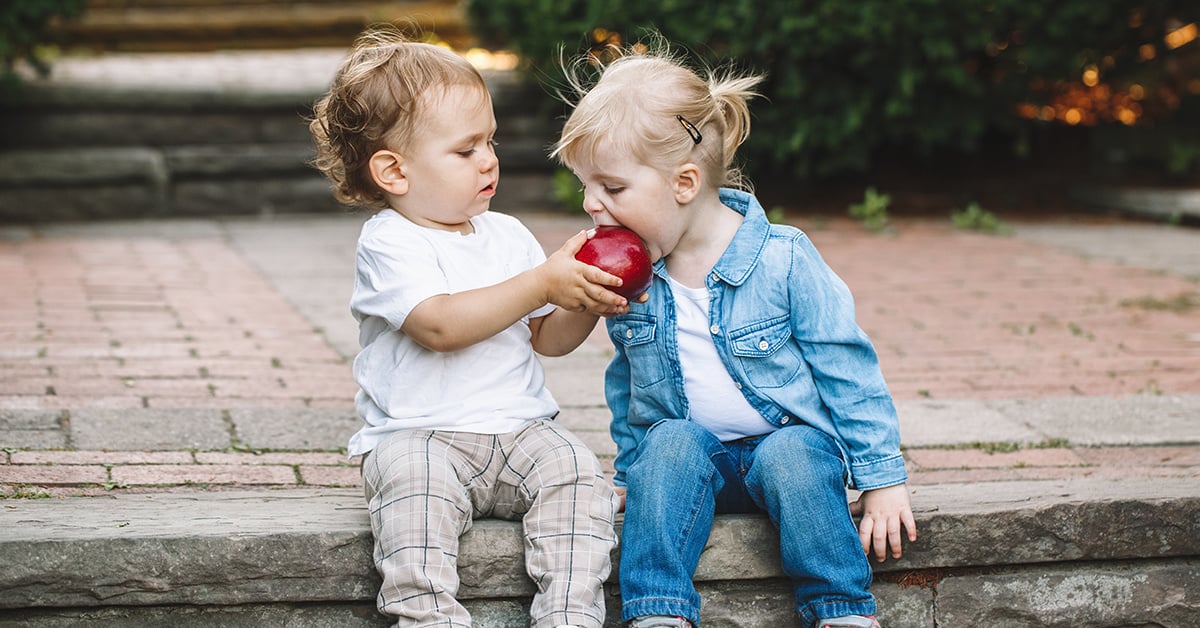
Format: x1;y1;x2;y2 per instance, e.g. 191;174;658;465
2;212;1199;497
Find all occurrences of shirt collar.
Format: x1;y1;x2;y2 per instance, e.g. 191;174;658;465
650;188;771;286
710;188;770;286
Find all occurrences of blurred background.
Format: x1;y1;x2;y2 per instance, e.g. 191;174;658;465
1;0;1197;223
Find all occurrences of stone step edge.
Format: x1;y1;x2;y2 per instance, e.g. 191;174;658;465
1;476;1196;610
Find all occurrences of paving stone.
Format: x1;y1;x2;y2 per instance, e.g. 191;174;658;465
990;394;1200;446
905;447;1087;470
70;408;230;451
228;407;359;451
111;464;297;486
10;451;193;465
0;465;107;486
896;399;1041;446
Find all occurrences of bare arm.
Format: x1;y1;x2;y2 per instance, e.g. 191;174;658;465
402;230;627;353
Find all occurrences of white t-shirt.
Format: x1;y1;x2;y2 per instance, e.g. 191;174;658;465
347;209;558;456
669;277;778;442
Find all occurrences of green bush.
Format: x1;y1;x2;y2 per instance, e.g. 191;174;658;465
466;0;1199;179
0;0;85;90
848;186;891;232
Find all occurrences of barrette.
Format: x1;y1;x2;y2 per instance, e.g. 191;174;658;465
676;115;703;144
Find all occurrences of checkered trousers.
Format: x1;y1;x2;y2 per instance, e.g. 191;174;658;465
361;419;619;628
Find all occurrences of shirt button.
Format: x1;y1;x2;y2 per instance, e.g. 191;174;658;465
625;329;633;339
710;272;719;282
758;340;769;351
709;324;720;335
780;416;790;424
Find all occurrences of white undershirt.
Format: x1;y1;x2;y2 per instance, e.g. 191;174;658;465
669;277;778;442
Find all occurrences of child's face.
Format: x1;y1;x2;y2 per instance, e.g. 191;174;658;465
571;149;682;262
392;85;498;232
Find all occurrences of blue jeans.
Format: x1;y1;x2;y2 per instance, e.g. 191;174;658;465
619;420;875;627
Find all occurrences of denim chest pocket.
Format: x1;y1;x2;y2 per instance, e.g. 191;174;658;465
729;317;807;389
610;315;668;388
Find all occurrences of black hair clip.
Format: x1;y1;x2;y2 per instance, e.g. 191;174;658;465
676;115;703;144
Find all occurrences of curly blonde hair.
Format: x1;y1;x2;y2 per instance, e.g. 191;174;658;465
552;39;763;191
309;26;489;209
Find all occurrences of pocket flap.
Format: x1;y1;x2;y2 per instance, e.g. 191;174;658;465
730;319;791;357
610;315;657;347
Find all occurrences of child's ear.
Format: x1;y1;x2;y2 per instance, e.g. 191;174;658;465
673;162;702;204
369;149;409;196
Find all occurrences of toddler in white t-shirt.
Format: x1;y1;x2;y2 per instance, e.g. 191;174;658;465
309;26;634;628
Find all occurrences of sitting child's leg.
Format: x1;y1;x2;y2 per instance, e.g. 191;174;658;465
362;430;475;627
619;420;733;626
745;426;876;626
493;419;619;628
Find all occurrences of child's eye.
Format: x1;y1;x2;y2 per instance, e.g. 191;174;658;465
605;186;625;195
457;149;476;157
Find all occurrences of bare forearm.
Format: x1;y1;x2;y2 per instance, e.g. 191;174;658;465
530;308;600;356
402;267;549;352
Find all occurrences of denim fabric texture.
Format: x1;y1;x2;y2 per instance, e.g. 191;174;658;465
604;189;907;492
620;420;876;624
605;189;905;626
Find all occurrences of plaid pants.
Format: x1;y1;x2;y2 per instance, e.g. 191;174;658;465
362;419;619;628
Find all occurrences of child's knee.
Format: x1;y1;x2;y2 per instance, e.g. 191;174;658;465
752;426;845;484
638;419;711;462
364;431;461;499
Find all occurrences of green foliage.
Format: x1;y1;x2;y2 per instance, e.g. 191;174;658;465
848;186;891;232
0;0;85;90
551;167;586;213
466;0;1199;179
950;202;1013;235
1166;140;1200;176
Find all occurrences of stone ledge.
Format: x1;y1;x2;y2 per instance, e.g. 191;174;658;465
1071;185;1200;226
0;477;1197;626
0;70;563;220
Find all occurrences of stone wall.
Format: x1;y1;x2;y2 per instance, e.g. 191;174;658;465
0;70;562;222
1;479;1197;626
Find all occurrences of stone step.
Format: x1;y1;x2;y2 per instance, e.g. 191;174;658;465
52;0;473;53
1;478;1197;626
0;71;564;221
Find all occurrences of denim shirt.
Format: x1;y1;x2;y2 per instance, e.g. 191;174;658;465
604;188;907;491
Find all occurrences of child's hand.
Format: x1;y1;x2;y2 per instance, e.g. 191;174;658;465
849;483;917;562
540;230;631;316
613;485;626;513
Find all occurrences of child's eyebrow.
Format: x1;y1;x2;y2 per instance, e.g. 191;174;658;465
456;127;496;143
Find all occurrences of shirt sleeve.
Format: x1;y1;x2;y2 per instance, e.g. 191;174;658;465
787;232;907;490
510;215;556;320
351;222;449;331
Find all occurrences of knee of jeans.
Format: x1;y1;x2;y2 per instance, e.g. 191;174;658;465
629;420;714;476
751;427;845;483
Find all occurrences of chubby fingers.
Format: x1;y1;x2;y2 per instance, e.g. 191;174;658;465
858;513;894;563
612;485;627;513
559;229;591;256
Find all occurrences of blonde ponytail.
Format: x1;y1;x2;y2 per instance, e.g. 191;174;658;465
554;38;764;191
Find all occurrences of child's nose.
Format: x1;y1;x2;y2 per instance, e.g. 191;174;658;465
581;193;605;217
479;148;498;172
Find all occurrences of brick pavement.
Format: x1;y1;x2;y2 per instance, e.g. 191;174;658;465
2;212;1199;497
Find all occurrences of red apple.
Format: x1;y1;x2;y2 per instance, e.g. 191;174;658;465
575;226;653;299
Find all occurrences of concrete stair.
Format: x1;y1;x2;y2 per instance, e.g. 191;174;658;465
0;66;562;222
51;0;473;53
1;478;1198;626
